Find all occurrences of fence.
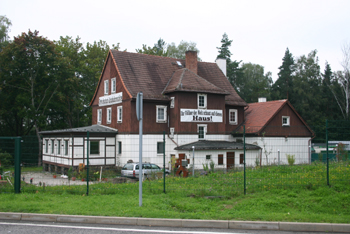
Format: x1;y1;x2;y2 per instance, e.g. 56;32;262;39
0;122;349;196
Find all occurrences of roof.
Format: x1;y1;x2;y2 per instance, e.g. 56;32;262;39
163;68;229;95
174;140;261;151
39;125;118;136
235;99;313;135
91;51;247;106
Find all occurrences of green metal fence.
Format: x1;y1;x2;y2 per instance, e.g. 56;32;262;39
0;120;349;196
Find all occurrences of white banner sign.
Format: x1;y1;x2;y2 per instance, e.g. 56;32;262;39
99;92;122;106
180;109;223;122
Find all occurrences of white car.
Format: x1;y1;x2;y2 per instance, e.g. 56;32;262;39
121;162;169;179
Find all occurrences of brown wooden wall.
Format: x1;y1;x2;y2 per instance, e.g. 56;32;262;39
262;104;313;137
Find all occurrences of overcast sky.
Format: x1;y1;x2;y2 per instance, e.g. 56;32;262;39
1;0;350;81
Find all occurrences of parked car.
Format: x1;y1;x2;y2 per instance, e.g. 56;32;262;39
121;162;169;179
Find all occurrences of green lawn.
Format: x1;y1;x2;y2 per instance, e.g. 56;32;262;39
0;162;349;223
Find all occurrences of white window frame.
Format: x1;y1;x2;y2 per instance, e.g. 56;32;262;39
111;77;116;93
64;140;69;156
282;116;290;126
198;124;207;140
170;97;175;108
97;109;102;124
197;93;207;109
229;109;238;125
104;80;109;95
117;106;122;123
51;139;55;155
107;107;112;124
57;139;61;155
156;105;167;123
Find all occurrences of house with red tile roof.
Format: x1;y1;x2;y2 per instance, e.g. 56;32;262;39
234;98;314;166
40;51;313;171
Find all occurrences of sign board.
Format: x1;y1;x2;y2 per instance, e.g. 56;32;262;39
136;92;143;121
180;109;223;122
99;92;122;106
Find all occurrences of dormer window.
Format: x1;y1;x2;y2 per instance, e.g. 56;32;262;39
282;116;290;126
198;93;207;109
156;105;167;123
229;109;238;125
104;80;109;95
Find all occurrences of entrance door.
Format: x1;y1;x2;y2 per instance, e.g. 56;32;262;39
227;152;235;169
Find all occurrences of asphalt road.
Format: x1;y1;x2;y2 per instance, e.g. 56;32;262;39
0;220;334;234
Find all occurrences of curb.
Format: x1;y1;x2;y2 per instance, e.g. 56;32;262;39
0;212;349;233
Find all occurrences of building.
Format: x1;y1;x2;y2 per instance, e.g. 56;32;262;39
40;50;313;171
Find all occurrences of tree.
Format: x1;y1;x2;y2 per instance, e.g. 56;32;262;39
0;30;68;165
167;40;200;60
271;48;295;101
136;38;168;56
0;15;12;50
292;50;322;127
216;33;244;88
237;63;272;103
136;38;200;60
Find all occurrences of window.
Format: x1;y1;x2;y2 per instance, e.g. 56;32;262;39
157;142;164;154
118;141;122;154
117;106;122;122
170;97;175;108
240;154;244;164
206;155;211;160
107;107;112;124
218;154;223;165
156;105;167;123
229;109;238;125
64;140;69;156
198;124;207;139
197;93;207;109
104;80;109;95
90;141;100;155
45;139;48;153
282;116;290;126
97;109;102;124
57;140;61;155
111;78;116;93
51;139;55;154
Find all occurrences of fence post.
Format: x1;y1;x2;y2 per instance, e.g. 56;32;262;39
86;131;89;196
244;125;246;195
163;131;166;193
326;120;329;186
14;137;22;194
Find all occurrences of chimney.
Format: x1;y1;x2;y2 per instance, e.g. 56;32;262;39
185;51;198;74
215;58;226;77
258;97;267;103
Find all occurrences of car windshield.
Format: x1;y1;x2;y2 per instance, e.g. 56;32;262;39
151;164;160;169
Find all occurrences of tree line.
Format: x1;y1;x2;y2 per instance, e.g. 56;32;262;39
0;16;349;143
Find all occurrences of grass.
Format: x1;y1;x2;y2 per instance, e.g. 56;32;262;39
0;161;349;223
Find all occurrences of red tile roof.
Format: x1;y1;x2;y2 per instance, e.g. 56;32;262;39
96;50;247;106
243;99;288;134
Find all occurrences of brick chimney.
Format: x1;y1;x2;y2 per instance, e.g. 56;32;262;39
185;51;198;74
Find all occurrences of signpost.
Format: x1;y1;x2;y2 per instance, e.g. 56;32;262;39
136;92;143;206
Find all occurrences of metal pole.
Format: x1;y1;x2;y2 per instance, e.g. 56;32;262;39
326;120;329;186
14;137;21;194
278;149;280;166
192;146;195;177
138;92;143;206
86;131;89;196
244;125;246;195
163;131;166;193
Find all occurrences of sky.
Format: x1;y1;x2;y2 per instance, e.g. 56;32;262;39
1;0;350;81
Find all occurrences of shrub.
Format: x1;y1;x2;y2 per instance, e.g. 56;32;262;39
0;151;13;168
287;154;295;166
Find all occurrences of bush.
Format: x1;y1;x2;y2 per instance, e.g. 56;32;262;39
287;154;295;166
0;151;13;168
